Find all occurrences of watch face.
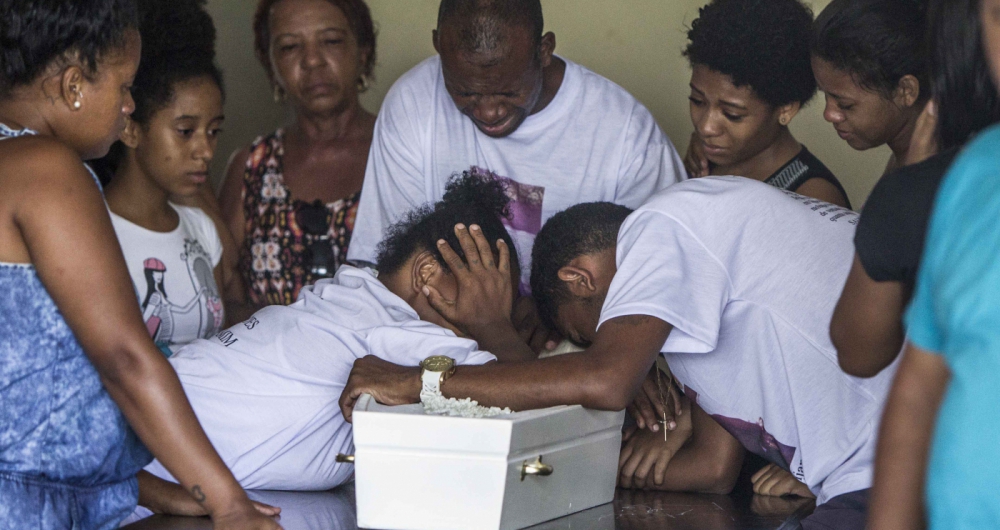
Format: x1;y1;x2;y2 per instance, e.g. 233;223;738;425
421;355;456;372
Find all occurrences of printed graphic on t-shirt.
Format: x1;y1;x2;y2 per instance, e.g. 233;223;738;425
469;167;545;293
780;190;859;225
139;239;223;352
686;386;800;476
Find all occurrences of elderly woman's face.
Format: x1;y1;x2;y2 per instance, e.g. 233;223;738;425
268;0;366;115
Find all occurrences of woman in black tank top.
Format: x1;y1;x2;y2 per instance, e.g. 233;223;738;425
682;0;851;208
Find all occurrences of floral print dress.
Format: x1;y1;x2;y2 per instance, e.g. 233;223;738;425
241;129;360;307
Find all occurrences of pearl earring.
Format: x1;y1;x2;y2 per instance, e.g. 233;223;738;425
73;101;82;109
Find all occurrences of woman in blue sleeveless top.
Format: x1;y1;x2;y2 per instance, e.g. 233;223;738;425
0;1;279;528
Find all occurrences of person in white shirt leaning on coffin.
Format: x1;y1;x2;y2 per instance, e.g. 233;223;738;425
136;170;528;513
339;177;892;530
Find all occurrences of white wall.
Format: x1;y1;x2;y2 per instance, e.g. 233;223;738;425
207;0;891;207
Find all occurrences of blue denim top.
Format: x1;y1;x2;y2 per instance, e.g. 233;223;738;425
0;124;151;485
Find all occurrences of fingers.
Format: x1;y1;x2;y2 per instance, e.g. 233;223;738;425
620;447;643;489
633;446;661;488
339;380;361;423
751;463;775;485
496;238;511;273
627;405;645;430
632;390;659;431
467;225;496;269
251;501;281;517
435;237;469;277
668;382;684;417
453;224;484;270
653;447;671;486
622;423;637;442
423;284;458;322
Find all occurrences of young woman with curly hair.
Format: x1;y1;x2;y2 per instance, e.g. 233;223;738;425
683;0;851;208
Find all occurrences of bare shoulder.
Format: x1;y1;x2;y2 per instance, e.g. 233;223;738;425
0;136;92;196
224;145;251;176
794;178;851;209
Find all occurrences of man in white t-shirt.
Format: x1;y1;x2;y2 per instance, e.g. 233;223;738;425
341;178;893;530
348;0;684;348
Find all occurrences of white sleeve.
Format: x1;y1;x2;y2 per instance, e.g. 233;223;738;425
347;82;429;264
366;321;497;367
598;211;731;354
614;103;686;208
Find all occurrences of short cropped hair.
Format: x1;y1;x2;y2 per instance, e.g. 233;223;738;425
437;0;544;52
812;0;928;98
376;168;519;277
0;0;139;98
531;203;633;332
253;0;377;89
684;0;817;107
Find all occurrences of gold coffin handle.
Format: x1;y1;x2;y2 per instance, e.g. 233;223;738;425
520;456;554;481
336;454;355;464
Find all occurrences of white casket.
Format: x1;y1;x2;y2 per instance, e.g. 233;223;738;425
347;394;625;530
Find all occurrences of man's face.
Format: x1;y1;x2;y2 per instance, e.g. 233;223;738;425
554;296;603;348
436;25;545;138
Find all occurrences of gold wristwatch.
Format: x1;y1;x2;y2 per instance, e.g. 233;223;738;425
419;355;456;394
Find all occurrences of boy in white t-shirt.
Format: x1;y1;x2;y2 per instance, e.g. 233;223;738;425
532;178;891;528
339;177;891;530
138;172;517;508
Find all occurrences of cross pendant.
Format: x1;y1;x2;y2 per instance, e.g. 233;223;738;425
659;413;669;441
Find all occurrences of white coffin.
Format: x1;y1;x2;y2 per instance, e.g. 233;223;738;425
350;394;625;530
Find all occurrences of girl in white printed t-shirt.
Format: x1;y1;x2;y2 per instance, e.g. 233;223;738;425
99;25;228;357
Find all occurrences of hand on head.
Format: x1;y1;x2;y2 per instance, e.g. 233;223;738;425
422;223;514;338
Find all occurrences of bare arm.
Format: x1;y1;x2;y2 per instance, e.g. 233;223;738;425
830;255;907;377
215;148;256;322
12;142;276;528
340;313;672;421
867;344;949;530
620;399;745;494
795;177;851;209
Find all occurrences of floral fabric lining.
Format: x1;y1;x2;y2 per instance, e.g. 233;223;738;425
241;129;360;307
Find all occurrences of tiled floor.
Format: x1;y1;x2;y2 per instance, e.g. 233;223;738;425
123;482;814;530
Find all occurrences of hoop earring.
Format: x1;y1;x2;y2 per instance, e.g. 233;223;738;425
357;75;371;93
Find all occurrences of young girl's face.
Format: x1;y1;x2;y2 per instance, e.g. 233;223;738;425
688;64;787;170
811;56;911;151
134;76;224;198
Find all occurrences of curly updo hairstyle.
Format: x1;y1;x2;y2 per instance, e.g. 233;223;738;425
812;0;929;99
684;0;818;107
253;0;377;91
376;168;518;278
0;0;139;98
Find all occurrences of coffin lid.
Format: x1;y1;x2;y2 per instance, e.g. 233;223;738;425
352;394;624;456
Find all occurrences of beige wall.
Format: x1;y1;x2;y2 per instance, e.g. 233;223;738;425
207;0;891;208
